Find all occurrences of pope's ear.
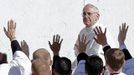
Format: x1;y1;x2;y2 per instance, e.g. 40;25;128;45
96;13;100;20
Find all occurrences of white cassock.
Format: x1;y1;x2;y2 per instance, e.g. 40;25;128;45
72;22;116;69
0;63;9;75
9;51;32;75
0;51;31;75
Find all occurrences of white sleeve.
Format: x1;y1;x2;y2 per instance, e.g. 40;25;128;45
9;51;31;75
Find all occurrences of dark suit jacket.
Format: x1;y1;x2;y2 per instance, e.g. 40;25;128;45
103;45;132;60
11;40;22;55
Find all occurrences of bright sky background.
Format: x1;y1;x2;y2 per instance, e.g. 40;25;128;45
0;0;134;62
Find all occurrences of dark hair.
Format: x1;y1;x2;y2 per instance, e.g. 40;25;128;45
85;55;103;75
54;57;71;75
0;53;7;64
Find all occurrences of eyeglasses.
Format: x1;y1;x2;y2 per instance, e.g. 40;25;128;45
82;12;98;16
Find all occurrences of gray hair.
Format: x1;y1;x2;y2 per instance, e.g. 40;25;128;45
83;3;99;13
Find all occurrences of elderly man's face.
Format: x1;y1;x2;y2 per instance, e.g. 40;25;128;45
83;6;99;27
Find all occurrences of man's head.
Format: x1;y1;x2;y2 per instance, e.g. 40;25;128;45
83;3;100;27
105;48;125;71
33;48;52;65
0;52;7;64
32;59;51;75
53;57;72;75
85;55;103;75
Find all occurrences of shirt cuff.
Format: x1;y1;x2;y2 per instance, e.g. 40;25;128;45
120;43;127;50
103;44;109;49
11;37;16;42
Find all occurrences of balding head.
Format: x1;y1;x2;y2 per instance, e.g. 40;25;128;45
33;48;52;65
32;59;51;75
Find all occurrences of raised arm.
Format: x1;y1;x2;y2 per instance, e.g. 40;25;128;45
118;23;128;46
4;20;16;41
76;34;90;63
5;20;31;75
48;34;63;73
21;40;29;58
75;34;90;54
94;26;111;53
48;34;63;56
4;19;22;54
118;23;132;60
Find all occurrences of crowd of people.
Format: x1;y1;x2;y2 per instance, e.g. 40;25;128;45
0;3;134;75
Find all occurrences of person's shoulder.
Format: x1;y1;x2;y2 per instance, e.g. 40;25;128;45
94;23;107;33
123;58;134;73
124;68;134;75
79;27;87;34
80;27;86;31
124;58;134;66
95;23;106;28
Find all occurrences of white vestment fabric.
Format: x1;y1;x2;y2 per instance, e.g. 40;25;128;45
0;51;31;75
